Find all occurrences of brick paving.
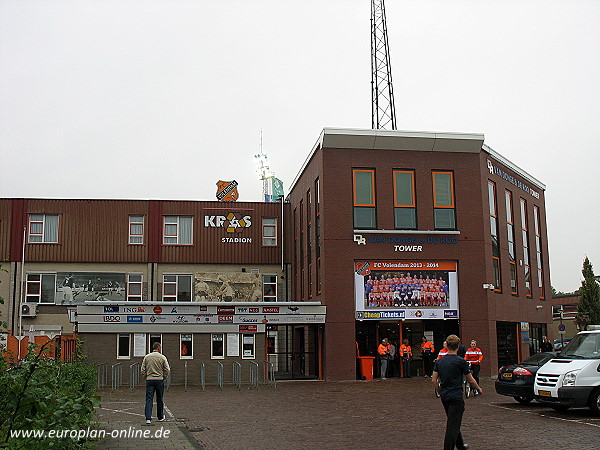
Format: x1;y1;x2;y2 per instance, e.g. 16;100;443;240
95;377;600;449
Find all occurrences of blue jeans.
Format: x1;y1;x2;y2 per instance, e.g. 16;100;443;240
145;379;165;421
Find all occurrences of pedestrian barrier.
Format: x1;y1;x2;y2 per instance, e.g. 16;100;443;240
129;362;140;389
199;362;206;390
216;362;224;390
111;363;122;391
166;371;172;390
233;361;242;390
264;360;277;388
97;363;108;389
249;361;259;389
184;361;188;391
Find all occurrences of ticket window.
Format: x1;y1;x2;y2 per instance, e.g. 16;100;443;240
242;334;255;359
211;334;225;359
149;334;162;351
180;334;193;359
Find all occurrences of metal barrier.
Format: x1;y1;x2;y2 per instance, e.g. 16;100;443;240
129;363;140;389
263;360;277;387
166;371;172;390
249;361;259;389
97;363;108;389
199;362;206;390
233;361;242;390
111;363;122;391
184;361;188;391
216;362;224;390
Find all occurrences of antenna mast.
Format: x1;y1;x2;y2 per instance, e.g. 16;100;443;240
254;130;273;202
371;0;397;130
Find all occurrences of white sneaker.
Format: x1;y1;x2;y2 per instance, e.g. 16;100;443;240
146;420;151;424
158;417;166;422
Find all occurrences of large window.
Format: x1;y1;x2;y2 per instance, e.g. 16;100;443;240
315;178;321;294
393;170;416;229
28;214;59;243
263;275;277;301
211;334;225;359
162;275;192;301
488;181;501;291
129;215;144;245
353;169;376;229
505;190;517;295
520;199;532;297
262;218;277;246
127;274;143;301
26;273;56;303
534;206;545;299
432;171;456;230
163;216;193;245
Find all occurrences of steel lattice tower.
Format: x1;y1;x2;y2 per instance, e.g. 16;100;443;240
371;0;397;130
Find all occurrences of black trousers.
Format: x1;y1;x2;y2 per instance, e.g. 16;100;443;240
423;353;434;376
471;363;481;384
441;397;466;450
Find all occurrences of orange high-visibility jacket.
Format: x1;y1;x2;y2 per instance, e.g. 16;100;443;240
378;343;391;356
464;347;484;364
399;344;412;357
436;348;448;360
421;341;435;354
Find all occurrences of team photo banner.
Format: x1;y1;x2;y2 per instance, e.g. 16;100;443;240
355;260;459;320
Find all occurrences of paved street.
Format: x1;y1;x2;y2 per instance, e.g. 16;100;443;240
96;377;600;449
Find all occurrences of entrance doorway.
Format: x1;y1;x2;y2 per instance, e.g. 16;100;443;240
266;325;321;380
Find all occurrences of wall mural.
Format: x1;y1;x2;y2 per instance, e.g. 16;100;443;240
194;273;261;302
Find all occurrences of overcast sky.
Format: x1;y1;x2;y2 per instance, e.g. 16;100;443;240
1;0;598;292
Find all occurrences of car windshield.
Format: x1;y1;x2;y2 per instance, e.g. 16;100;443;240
559;333;600;359
522;353;553;365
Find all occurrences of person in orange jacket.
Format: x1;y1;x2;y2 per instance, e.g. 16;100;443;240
420;336;435;377
377;338;392;379
464;339;484;386
399;339;413;378
436;341;448;360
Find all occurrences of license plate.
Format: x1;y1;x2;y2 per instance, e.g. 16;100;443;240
502;373;512;378
539;390;551;397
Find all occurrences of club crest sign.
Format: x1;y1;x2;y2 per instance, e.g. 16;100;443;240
216;180;239;202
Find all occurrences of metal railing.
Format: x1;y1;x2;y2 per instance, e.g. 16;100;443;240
97;363;108;389
184;361;188;391
199;362;206;390
166;371;172;390
232;361;242;390
249;361;259;389
111;363;122;391
264;360;276;387
216;362;224;390
129;363;140;389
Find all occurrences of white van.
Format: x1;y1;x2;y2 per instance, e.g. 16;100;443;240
534;326;600;415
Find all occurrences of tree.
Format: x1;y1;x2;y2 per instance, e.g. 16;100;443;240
575;257;600;330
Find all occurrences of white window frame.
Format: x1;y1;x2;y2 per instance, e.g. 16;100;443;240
180;334;193;359
263;275;277;302
129;215;144;245
163;215;193;245
162;274;192;302
127;274;143;301
211;333;225;359
28;214;59;243
262;217;277;246
117;334;131;359
25;273;57;304
241;334;255;359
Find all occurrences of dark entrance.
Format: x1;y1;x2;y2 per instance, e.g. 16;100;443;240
496;321;519;367
267;325;321;380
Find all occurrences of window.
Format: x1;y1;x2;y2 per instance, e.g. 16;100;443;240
129;215;144;244
393;170;416;229
180;334;193;359
28;214;59;243
315;178;321;294
211;334;225;359
534;206;545;299
117;334;131;359
263;275;277;301
432;171;456;230
127;274;143;301
149;334;162;351
505;190;517;295
163;216;193;245
25;273;56;303
307;189;312;298
162;275;192;301
353;169;376;229
242;334;255;359
488;181;501;291
262;218;277;246
520;199;532;297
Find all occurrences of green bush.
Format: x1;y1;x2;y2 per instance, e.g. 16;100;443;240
0;341;99;449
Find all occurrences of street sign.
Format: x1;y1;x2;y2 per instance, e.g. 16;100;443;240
558;324;566;331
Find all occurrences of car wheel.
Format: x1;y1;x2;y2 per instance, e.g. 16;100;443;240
550;404;570;412
513;396;533;404
588;389;600;416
